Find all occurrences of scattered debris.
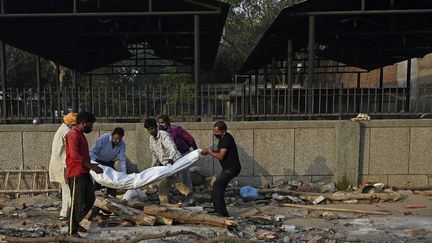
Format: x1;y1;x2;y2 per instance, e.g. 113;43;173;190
256;229;278;240
404;204;426;209
322;212;339;220
239;186;258;199
1;178;432;242
351;113;371;121
407;228;426;237
281;224;298;233
312;195;325;204
343;199;358;204
283;203;391;215
2;206;15;214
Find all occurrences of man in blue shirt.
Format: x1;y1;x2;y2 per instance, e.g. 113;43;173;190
90;127;127;197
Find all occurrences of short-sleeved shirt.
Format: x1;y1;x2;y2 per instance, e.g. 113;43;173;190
217;132;241;171
65;126;90;178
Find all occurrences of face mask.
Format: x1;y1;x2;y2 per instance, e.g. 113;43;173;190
214;134;222;139
83;125;92;134
159;124;169;131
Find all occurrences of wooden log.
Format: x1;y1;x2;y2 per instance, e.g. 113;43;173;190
3;167;10;190
0;189;60;194
32;165;37;196
259;188;321;196
155;216;174;225
0;169;49;173
94;196;156;226
143;205;238;228
126;230;205;242
194;236;253;243
3;230;205;243
300;192;401;202
283;203;391;215
127;200;152;210
16;165;22;198
3;235;118;243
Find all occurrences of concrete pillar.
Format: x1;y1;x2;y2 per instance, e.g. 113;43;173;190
397;58;418;112
194;15;200;121
0;39;6;123
36;55;41;119
335;121;361;188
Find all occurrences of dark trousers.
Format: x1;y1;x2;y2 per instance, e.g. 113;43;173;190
68;173;95;235
94;160;117;197
212;167;240;217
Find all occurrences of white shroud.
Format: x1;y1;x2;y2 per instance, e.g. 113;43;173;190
90;149;202;189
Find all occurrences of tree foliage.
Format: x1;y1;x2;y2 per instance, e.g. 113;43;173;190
5;46;57;89
213;0;299;82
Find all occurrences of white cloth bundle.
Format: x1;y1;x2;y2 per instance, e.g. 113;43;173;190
90;149;202;190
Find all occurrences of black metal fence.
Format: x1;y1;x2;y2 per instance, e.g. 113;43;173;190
0;83;430;124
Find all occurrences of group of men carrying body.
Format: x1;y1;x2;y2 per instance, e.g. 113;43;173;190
49;111;241;237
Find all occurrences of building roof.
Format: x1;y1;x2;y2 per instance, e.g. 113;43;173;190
0;0;229;72
239;0;432;73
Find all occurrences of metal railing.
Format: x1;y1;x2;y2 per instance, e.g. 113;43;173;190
0;83;430;123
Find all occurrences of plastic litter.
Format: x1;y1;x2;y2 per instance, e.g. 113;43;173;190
122;189;147;201
313;195;325;204
281;224;299;233
240;186;259;198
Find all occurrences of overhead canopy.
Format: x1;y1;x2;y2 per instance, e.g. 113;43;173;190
239;0;432;73
0;0;229;73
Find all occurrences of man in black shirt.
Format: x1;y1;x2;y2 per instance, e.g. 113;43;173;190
202;121;241;217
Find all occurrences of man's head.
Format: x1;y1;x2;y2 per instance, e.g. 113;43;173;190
63;112;78;127
76;111;96;134
157;114;171;131
112;127;125;145
213;121;227;139
144;118;158;138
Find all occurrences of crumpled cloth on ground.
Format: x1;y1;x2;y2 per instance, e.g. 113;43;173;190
90;149;202;190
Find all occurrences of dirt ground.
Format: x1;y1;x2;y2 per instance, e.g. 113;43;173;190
0;191;431;242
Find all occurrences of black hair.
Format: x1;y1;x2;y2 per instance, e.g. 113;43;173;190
76;111;96;124
157;114;170;125
144;118;158;129
213;121;227;131
112;127;125;137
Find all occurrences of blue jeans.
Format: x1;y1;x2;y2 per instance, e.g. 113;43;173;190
212;167;241;217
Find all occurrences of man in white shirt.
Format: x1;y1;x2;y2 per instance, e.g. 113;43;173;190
48;112;77;220
144;118;191;205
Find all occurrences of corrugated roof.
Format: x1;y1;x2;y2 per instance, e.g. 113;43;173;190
239;0;432;73
0;0;229;72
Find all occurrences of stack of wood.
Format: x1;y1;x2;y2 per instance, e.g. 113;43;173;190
94;196;237;228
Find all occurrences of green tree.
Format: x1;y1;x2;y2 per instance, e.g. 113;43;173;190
160;67;194;106
214;0;299;82
4;46;57;89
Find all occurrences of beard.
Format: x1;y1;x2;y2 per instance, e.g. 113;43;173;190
83;126;92;134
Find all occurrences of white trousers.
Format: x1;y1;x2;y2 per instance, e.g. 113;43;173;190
60;182;71;218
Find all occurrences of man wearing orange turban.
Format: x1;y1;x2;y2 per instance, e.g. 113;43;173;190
48;112;77;221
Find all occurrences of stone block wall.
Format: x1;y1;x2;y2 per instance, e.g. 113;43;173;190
0;120;431;189
359;120;432;188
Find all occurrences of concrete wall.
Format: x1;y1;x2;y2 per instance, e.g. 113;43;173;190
1;120;432;189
